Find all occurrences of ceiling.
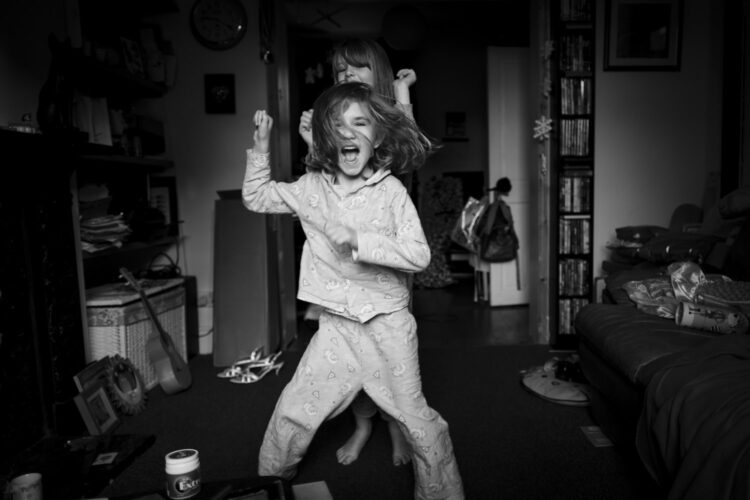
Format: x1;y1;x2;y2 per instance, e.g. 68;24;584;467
283;1;529;48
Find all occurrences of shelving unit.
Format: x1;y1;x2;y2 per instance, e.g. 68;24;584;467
68;51;168;99
550;0;595;349
65;0;178;289
72;125;177;285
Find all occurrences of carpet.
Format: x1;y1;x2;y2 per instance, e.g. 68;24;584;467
100;346;663;499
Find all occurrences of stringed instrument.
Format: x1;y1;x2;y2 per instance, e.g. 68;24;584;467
119;267;192;394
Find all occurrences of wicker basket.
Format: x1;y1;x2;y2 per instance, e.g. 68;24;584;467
86;279;187;390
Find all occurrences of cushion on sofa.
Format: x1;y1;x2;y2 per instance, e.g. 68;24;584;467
604;266;665;305
634;231;721;264
615;225;667;243
575;304;718;386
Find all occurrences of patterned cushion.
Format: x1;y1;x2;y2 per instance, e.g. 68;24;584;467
698;280;750;313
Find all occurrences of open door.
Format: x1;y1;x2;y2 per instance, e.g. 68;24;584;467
485;47;532;306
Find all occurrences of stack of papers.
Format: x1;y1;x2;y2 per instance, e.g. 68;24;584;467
80;214;131;253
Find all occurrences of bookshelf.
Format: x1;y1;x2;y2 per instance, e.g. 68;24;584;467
550;0;595;349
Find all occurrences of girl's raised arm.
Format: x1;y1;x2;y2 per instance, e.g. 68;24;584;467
252;109;273;154
393;68;416;106
243;110;300;215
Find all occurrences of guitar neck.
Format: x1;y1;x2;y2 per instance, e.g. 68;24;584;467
119;267;191;394
119;269;171;344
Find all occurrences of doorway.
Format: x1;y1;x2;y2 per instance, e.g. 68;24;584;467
275;1;536;342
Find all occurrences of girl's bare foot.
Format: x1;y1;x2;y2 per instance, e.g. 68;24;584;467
336;415;372;465
388;419;411;466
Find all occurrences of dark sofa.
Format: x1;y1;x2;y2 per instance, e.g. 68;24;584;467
575;190;750;499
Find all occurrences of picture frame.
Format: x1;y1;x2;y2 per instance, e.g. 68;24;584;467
150;176;179;235
604;0;682;71
74;357;111;393
204;73;236;114
75;382;120;435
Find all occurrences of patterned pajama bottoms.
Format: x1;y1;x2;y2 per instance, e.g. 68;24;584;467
258;308;464;500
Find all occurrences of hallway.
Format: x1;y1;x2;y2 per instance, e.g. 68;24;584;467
413;277;532;348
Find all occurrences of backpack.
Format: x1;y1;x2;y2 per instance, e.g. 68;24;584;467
450;196;491;253
479;197;519;262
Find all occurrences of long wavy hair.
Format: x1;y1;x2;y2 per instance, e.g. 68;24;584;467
306;82;435;176
330;38;396;105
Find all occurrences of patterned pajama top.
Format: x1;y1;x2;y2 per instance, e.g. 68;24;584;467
242;150;430;322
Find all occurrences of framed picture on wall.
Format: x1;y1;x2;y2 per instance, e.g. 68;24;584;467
604;0;683;70
204;73;236;114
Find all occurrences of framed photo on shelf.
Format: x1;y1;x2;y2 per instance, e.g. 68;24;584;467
120;37;146;78
604;0;682;71
150;176;179;235
73;357;111;393
74;380;120;435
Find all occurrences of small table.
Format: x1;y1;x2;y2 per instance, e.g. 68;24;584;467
105;479;332;500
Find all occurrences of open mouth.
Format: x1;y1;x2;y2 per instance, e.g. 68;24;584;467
341;145;360;163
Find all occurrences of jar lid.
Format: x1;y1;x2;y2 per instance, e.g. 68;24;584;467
165;449;199;465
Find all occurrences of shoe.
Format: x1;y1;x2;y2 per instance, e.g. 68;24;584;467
216;346;265;378
230;360;284;384
219;350;283;378
242;350;282;369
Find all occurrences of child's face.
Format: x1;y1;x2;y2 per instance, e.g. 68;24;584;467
335;63;375;88
334;101;378;182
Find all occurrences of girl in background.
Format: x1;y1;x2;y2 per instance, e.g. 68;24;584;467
299;38;417;157
244;82;463;500
298;38;419;467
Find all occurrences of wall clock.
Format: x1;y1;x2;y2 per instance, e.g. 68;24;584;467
190;0;248;51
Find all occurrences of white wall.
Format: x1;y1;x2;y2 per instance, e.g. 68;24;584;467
593;0;724;276
143;0;268;304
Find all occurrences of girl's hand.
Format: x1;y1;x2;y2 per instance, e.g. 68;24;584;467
394;69;417;88
298;109;313;149
394;69;416;106
324;222;358;251
253;110;273;154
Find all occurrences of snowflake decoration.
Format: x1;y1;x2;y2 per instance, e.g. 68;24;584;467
533;115;553;142
542;40;555;60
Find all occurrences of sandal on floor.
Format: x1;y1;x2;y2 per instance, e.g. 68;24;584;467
216;365;244;378
229;361;284;384
216;346;265;378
